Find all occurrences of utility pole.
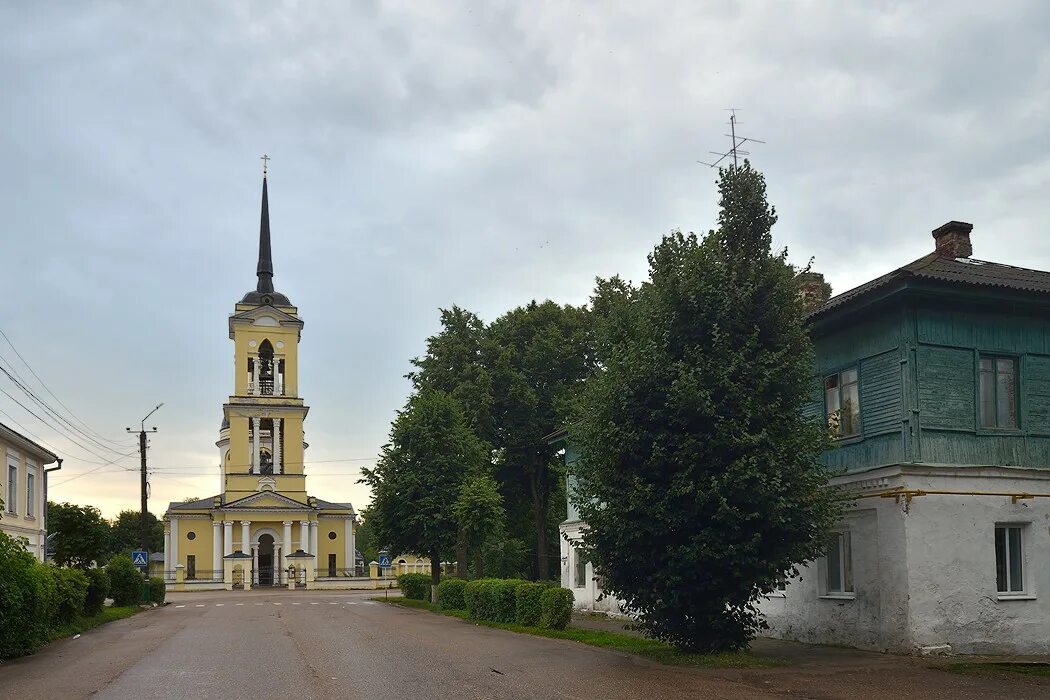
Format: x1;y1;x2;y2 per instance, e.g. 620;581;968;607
127;403;162;554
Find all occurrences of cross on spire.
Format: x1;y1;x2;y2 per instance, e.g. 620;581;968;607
261;153;271;176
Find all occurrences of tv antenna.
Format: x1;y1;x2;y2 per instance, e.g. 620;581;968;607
698;109;765;169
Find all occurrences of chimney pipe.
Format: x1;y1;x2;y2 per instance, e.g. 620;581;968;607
797;271;831;313
932;221;973;258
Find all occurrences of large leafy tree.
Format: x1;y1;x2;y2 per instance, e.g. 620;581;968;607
486;300;593;580
571;163;841;651
454;474;505;579
362;390;488;601
47;501;112;568
109;509;164;557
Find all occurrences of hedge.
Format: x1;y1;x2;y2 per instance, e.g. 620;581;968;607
514;582;551;627
437;577;467;610
149;577;166;605
538;586;574;630
397;572;431;600
83;567;111;616
53;567;89;624
106;554;144;606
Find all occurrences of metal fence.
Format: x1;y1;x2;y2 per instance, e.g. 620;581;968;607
313;566;366;579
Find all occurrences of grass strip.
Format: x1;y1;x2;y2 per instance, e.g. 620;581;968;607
49;606;142;643
376;597;778;669
940;662;1050;678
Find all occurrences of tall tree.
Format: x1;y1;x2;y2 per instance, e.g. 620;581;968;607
362;390;488;601
572;163;841;651
110;509;164;556
47;501;112;568
487;300;593;580
454;474;505;579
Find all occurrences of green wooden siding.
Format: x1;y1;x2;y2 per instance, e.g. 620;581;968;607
917;346;975;430
1025;355;1050;434
860;350;902;436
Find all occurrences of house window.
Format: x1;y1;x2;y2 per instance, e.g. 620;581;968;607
6;463;17;514
824;531;853;595
995;525;1026;594
825;368;860;437
980;356;1018;429
574;547;587;588
25;468;35;518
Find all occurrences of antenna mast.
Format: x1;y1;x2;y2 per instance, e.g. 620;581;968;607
698;109;765;169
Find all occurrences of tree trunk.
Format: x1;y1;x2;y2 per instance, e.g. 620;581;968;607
456;536;468;579
530;463;549;581
475;547;484;579
431;550;441;604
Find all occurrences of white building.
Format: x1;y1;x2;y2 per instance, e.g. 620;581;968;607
2;422;59;560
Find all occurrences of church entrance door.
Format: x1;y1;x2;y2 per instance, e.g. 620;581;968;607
257;534;275;586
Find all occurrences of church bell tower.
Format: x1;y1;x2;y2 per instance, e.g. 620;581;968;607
221;170;310;503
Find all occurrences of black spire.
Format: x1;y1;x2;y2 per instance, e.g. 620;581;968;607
256;174;274;294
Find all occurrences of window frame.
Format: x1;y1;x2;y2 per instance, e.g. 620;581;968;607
573;546;587;589
824;367;862;439
6;461;17;515
820;530;855;599
977;354;1020;431
995;523;1032;599
25;464;35;518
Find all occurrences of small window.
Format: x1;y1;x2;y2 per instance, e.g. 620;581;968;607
187;531;196;541
824;531;853;595
6;463;17;514
995;525;1026;594
25;469;35;518
328;531;337;540
980;356;1018;429
825;368;860;438
574;547;587;588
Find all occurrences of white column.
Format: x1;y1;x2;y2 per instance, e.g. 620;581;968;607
283;521;293;562
170;518;179;570
310;521;318;559
163;529;171;578
252;547;258;584
223;520;234;556
273;419;282;474
345;518;354;573
241;520;251;553
212;520;222;574
251;417;260;473
251;357;260;395
275;545;282;584
299;520;309;552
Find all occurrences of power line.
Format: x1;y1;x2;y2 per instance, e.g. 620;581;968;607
0;326;134;448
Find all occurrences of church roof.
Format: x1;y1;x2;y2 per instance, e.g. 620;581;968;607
240;173;292;306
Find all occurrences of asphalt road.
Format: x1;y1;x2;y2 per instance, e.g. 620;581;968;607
0;589;1047;700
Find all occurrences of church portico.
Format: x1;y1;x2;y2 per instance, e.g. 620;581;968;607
163;167;359;591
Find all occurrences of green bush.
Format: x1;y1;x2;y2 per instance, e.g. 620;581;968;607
148;577;166;605
538;587;574;630
106;555;144;606
0;532;57;658
52;567;89;623
515;581;551;626
489;579;526;623
463;579;486;617
83;567;111;616
397;572;431;601
437;578;467;610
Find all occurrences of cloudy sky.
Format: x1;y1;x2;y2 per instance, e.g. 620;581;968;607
2;2;1048;518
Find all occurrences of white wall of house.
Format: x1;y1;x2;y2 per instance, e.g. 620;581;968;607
2;430;54;561
760;464;1050;654
560;520;625;615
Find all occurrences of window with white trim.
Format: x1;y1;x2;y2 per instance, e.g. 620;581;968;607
6;462;17;514
824;368;860;438
824;531;853;595
25;467;35;518
574;547;587;588
995;525;1026;594
980;356;1018;429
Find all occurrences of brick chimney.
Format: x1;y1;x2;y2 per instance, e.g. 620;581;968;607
932;221;973;258
797;271;831;313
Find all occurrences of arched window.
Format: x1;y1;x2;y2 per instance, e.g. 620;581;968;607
258;340;275;395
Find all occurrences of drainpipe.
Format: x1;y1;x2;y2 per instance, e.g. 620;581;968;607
43;458;62;561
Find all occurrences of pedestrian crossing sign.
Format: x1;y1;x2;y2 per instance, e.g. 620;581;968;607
132;550;148;568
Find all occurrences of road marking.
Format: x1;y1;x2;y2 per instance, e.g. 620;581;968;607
255;603;264;606
292;602;301;605
175;605;185;608
329;602;338;605
236;603;244;606
195;604;205;608
215;603;224;607
310;602;319;605
347;602;357;605
273;602;282;605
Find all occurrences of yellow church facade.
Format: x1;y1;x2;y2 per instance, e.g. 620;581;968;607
163;172;360;591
